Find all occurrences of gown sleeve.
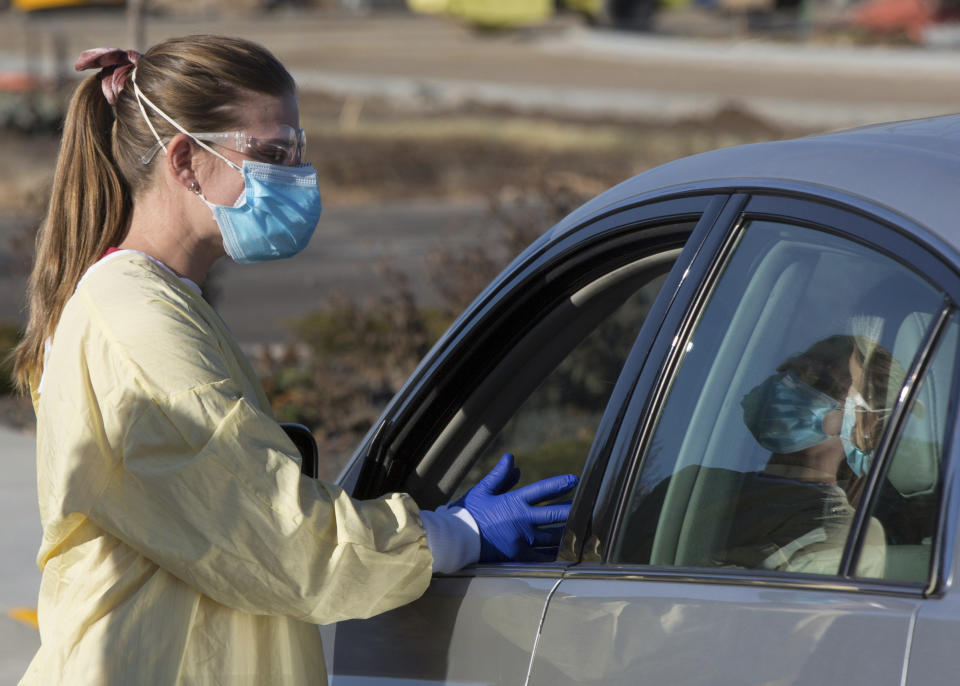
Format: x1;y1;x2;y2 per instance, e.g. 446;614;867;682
49;265;434;625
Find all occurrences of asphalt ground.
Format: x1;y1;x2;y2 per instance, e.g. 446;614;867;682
0;424;40;685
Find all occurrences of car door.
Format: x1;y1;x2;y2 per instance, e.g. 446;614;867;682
528;194;960;685
320;194;733;684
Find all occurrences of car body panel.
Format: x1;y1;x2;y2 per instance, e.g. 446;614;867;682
323;572;562;685
530;576;919;685
547;117;960;252
904;408;960;683
907;587;960;685
326;114;960;684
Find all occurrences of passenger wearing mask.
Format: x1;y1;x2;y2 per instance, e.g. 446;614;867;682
12;36;577;685
725;334;896;574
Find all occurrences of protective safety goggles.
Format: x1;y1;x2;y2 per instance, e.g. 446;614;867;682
140;125;307;166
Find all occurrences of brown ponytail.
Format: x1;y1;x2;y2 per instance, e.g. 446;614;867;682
12;73;132;394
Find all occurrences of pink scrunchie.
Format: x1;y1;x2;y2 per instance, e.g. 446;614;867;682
74;47;143;106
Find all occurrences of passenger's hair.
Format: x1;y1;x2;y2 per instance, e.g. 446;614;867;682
778;334;898;413
12;35;296;393
777;335;854;402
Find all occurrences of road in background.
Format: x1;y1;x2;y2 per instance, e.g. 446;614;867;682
0;11;958;130
0;200;500;344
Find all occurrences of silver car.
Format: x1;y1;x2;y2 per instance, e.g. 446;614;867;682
320;115;960;685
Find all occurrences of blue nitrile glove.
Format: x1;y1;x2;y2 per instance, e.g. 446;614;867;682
459;453;579;563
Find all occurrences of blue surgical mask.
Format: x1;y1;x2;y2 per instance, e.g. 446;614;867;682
197;161;322;264
131;77;322;264
741;372;839;454
841;392;872;476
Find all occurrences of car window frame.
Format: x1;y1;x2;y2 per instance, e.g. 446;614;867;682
582;191;960;597
342;194;730;560
563;193;747;562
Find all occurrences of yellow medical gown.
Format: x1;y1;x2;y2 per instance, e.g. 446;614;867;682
20;252;433;685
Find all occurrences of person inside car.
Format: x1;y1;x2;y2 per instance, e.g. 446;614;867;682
726;334;896;574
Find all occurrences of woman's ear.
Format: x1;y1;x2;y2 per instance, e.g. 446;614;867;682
165;133;198;191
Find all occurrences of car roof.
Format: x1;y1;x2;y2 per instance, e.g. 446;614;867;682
552;114;960;251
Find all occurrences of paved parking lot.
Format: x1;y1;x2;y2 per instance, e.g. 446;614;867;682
0;424;40;684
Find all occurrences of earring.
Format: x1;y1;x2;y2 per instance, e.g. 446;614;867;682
188;181;199;193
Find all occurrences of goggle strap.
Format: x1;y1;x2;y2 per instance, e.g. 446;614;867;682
132;71;166;162
132;72;241;172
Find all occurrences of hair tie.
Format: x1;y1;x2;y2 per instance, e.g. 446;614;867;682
74;47;143;106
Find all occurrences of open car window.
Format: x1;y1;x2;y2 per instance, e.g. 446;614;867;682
611;218;950;583
449;268;670;500
417;243;683;506
369;213;709;518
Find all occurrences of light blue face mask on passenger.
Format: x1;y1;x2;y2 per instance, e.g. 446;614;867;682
840;392;873;476
741;372;839;454
198;161;322;264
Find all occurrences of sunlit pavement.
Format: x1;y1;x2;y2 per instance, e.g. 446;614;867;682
0;424;40;685
1;614;37;684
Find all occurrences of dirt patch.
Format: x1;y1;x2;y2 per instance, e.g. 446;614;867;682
0;89;803;212
305;97;800;204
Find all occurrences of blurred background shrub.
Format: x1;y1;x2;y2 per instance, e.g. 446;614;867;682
0;323;19;396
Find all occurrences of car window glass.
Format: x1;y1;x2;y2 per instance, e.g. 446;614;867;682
612;219;944;578
856;312;958;582
452;273;669;499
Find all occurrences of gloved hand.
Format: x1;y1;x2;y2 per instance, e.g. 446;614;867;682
459;453;579;563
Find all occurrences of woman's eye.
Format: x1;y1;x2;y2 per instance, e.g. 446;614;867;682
249;143;289;164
